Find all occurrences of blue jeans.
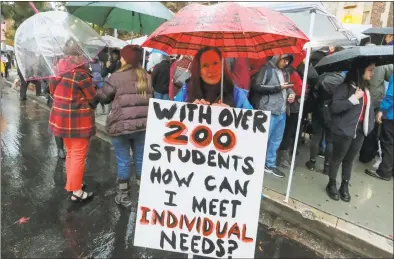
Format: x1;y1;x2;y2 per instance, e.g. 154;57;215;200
111;131;146;181
266;112;286;168
154;91;170;100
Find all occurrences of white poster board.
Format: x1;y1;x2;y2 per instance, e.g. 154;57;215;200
134;99;270;258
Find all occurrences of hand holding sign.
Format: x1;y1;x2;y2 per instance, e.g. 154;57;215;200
134;99;270;258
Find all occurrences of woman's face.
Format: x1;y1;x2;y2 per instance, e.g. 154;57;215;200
363;64;375;81
200;50;222;85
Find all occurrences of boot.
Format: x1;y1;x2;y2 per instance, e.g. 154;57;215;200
339;180;351;202
277;150;291;168
55;137;66;159
305;159;316;171
326;178;339;201
115;180;132;207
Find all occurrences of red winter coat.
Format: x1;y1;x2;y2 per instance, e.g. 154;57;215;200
49;58;96;139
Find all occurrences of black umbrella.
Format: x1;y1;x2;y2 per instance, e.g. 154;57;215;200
362;27;393;45
315;46;394;73
362;27;394;36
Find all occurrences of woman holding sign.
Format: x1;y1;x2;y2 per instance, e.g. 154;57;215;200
174;47;252;109
96;45;153;207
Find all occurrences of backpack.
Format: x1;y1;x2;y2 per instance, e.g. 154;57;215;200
248;65;273;108
91;61;104;87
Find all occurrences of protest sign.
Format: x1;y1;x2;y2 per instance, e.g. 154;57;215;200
134;99;270;258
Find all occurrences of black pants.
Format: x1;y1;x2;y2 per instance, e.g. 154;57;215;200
329;124;365;181
279;113;299;150
20;82;28;100
5;66;9;78
30;80;42;96
378;119;394;178
310;117;333;165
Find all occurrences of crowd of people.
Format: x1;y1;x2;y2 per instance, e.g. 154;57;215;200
13;33;393;207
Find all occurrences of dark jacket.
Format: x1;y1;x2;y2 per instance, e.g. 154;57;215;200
330;82;374;138
250;56;294;115
151;59;171;94
102;59;121;78
97;67;153;136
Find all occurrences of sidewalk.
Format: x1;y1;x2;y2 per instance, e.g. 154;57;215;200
4;69;393;258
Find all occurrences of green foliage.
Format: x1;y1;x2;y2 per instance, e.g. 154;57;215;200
1;2;52;29
1;1;52;44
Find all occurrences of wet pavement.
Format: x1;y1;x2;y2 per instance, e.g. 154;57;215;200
0;85;324;258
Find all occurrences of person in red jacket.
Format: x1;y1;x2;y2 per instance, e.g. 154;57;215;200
49;41;96;202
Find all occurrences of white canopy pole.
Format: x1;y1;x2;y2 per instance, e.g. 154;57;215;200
284;10;316;203
142;49;146;69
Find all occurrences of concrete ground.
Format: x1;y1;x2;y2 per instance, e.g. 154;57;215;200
262;136;393;239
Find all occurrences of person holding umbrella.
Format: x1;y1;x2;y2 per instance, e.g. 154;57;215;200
326;62;375;202
315;46;393;202
48;39;97;202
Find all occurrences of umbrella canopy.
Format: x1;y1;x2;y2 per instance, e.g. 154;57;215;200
141;2;309;59
65;2;174;35
239;2;358;48
14;11;106;81
315;45;394;73
362;27;394;36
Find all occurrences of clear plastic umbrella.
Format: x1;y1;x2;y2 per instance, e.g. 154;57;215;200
14;11;107;81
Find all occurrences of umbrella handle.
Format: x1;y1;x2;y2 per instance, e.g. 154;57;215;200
220;57;224;103
29;2;39;14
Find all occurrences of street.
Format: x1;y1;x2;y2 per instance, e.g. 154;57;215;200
1;84;321;258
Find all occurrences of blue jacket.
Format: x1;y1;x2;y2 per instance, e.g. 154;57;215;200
174;84;253;109
380;75;394;120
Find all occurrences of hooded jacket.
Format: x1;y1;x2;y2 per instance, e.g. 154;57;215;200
368;64;393;109
380;75;393;120
250;55;294;115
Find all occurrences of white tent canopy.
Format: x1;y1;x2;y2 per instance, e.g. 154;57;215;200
239;2;358;48
342;23;372;44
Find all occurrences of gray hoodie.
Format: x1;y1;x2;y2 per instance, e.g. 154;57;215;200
250;55;294;115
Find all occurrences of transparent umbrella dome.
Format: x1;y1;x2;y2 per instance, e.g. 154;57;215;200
15;11;107;81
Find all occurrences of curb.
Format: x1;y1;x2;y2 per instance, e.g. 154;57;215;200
261;187;393;258
5;79;393;258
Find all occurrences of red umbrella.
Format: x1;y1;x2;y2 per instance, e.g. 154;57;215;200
142;2;309;59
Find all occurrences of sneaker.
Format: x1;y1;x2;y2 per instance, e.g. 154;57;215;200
318;151;325;158
115;181;132;207
264;166;273;174
266;166;285;178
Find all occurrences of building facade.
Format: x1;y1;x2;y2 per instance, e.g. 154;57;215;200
323;1;393;27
